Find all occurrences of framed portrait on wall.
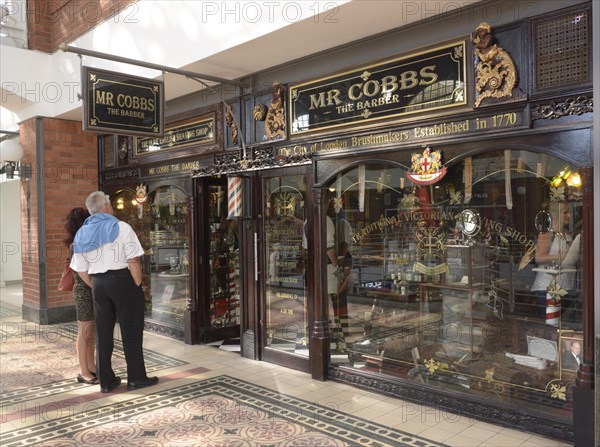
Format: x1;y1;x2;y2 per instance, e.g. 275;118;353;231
560;333;583;373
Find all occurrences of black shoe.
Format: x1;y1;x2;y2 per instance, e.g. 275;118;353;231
77;373;98;384
127;376;159;391
90;371;97;378
100;376;121;393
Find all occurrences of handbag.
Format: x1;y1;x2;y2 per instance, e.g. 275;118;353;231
58;257;75;291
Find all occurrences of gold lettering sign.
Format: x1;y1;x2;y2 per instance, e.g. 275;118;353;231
137;117;215;155
290;41;466;134
83;66;164;137
278;111;524;158
146;161;200;177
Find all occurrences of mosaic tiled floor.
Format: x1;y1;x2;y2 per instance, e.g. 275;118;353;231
0;321;187;405
1;375;448;447
1;285;572;447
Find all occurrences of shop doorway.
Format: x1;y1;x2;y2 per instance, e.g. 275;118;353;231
195;176;241;343
259;170;310;371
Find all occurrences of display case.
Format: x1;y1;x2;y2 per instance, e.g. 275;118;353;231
146;187;190;326
207;185;240;330
111;185;190;330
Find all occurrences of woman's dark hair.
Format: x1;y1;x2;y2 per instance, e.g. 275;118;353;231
64;207;90;246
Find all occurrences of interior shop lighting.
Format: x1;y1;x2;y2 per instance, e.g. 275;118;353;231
551;166;580;187
566;172;581;187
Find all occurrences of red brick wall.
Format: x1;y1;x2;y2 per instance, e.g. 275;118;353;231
28;0;138;53
19;120;39;309
20;118;98;312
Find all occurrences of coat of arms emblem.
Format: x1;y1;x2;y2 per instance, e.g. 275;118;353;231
406;146;447;185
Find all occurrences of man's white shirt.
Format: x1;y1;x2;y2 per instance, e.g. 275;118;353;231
71;221;144;274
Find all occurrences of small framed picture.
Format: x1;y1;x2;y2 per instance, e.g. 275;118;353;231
560;333;583;373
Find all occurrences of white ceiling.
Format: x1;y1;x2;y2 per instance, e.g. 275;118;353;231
0;0;483;126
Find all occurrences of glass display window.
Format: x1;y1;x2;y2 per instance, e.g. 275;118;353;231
327;151;584;423
112;185;190;329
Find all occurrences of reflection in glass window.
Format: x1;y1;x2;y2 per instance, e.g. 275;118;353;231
263;175;308;355
328;151;583;424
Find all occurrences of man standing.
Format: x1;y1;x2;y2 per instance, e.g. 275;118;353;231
71;191;158;393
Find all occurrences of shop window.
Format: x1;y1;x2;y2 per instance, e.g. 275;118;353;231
112;186;190;329
327;151;583;423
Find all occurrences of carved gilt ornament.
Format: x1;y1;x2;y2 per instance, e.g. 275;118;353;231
473;22;518;107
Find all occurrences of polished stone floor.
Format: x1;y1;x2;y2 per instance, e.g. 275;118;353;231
0;283;572;446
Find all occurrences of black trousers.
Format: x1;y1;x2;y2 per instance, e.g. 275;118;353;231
91;269;147;386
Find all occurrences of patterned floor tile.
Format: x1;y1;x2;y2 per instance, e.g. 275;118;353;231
0;322;187;405
1;375;450;447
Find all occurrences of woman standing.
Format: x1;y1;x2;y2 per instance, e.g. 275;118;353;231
64;207;97;384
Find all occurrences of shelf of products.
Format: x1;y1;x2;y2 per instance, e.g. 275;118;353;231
207;185;240;329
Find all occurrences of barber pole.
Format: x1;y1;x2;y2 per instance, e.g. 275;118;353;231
546;293;560;326
228;177;243;219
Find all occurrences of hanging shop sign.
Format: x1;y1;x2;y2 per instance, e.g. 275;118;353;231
289;40;467;134
136;117;215;155
82;67;164;137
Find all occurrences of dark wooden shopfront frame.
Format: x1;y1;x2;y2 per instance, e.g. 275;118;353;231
300;121;594;441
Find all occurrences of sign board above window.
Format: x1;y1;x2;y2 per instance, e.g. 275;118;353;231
289;40;467;135
82;67;164;137
136;116;215;156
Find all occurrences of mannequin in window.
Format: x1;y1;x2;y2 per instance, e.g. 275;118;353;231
531;202;580;321
326;200;342;350
334;210;353;353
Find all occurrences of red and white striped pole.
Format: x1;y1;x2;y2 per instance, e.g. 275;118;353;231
546;292;560;326
228;176;243;219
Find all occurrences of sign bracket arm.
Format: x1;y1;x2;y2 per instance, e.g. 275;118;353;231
59;43;243;88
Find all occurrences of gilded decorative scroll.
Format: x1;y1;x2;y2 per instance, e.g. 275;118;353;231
265;82;286;140
473;23;518;107
225;107;239;145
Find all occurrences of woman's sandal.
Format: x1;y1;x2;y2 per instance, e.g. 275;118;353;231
77;373;99;384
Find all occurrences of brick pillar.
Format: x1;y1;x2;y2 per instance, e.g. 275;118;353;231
19;117;98;324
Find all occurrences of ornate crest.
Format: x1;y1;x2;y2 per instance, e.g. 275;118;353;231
135;183;148;205
274;192;297;218
407;146;447;185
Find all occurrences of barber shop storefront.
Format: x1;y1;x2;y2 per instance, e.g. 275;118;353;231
95;1;593;442
201;3;591;441
97;103;234;341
